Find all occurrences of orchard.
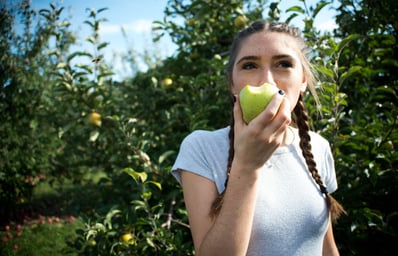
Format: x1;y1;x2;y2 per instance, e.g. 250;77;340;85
1;0;397;255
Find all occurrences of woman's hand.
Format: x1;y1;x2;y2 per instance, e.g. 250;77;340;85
232;91;292;174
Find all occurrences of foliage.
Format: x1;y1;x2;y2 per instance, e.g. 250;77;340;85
0;0;397;255
0;0;71;221
331;0;398;254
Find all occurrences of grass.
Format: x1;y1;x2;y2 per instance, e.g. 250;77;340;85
1;220;84;256
0;171;114;256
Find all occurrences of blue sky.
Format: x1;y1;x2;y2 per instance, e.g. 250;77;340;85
29;0;173;80
28;0;337;80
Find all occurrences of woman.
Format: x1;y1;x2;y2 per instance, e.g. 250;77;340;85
171;21;345;256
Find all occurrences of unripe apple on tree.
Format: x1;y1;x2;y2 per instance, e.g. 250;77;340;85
121;233;135;245
161;78;173;87
234;15;247;28
239;83;278;124
88;112;102;127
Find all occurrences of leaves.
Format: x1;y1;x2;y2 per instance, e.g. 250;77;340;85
2;0;397;255
286;5;305;14
336;33;361;53
123;168;148;183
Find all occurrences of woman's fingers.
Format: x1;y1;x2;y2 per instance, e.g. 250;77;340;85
274;96;292;131
253;90;287;127
232;92;292;170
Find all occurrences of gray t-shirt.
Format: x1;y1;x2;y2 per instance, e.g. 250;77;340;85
171;126;337;256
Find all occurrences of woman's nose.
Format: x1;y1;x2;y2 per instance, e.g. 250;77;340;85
257;69;275;86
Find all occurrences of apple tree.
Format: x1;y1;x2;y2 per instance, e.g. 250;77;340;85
0;0;73;221
329;0;398;254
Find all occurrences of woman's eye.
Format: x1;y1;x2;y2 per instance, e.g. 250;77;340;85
242;62;257;70
277;60;293;68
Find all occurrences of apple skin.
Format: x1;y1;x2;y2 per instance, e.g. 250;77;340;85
239;83;278;124
121;233;135;245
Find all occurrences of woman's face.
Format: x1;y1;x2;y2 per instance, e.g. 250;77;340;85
231;31;307;111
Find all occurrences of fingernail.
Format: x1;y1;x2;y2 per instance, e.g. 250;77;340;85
278;89;285;95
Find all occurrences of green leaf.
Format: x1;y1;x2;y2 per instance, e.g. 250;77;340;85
73;72;89;79
141;192;152;200
104;208;121;229
98;71;115;79
123;168;148;183
146;237;155;248
62;81;73;91
130;200;147;211
339;65;362;84
58;20;70;27
97;42;109;51
337;34;361;53
381;58;398;67
75;64;94;74
97;7;109;14
312;1;330;18
84;20;94;28
56;62;67;69
67;51;93;62
85;36;96;44
285;13;299;24
315;65;334;80
146;181;162;190
56;7;64;16
286;6;305;14
158;150;175;164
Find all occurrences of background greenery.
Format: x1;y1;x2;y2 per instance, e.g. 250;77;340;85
0;0;397;255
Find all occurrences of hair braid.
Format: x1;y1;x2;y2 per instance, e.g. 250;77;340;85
294;95;346;222
210;103;235;218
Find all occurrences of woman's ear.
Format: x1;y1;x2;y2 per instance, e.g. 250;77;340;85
300;76;307;93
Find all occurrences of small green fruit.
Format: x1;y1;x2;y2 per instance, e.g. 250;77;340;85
88;112;102;127
239;83;278;124
161;78;173;87
234;15;247;28
121;233;135;245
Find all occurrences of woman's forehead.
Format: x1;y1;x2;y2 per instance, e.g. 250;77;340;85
237;32;300;58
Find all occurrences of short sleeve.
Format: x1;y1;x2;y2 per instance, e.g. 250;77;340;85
171;131;216;185
170;128;230;193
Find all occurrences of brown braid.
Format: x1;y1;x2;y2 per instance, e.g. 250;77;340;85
210;102;235;218
294;95;346;222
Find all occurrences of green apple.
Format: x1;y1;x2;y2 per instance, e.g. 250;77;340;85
239;83;278;124
88;112;102;127
234;15;247;28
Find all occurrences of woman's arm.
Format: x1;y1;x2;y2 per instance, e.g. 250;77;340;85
322;221;340;256
181;167;260;256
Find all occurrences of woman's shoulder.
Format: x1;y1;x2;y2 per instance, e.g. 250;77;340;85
182;126;230;145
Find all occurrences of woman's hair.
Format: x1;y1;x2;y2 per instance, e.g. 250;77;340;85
211;21;345;222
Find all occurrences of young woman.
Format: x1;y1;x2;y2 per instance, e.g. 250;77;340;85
171;21;345;256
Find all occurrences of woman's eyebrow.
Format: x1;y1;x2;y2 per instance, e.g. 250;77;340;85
236;54;295;65
236;55;260;65
272;54;294;60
